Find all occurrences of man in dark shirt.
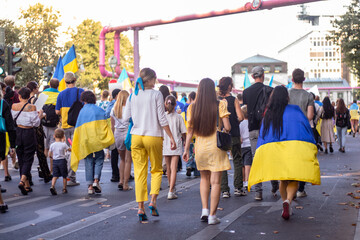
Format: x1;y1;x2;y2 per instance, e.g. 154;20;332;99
243;66;279;201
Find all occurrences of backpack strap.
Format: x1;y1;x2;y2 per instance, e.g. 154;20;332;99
0;100;3;118
14;103;29;124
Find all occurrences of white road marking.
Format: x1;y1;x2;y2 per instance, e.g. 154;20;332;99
28;178;201;240
10;196;50;207
4;195;28;203
319;178;340;210
79;197;107;207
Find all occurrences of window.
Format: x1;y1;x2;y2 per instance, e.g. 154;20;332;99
314;42;316;46
337;69;340;72
311;69;313;72
329;42;332;46
330;69;332;72
241;67;248;73
314;73;317;78
264;65;271;73
274;65;282;73
325;52;328;57
329;52;332;57
325;41;328;46
326;69;328;72
321;41;324;46
322;69;324;72
318;73;321;78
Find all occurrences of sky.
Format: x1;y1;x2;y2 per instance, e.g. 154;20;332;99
0;0;353;83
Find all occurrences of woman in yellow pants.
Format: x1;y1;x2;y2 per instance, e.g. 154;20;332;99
124;68;176;222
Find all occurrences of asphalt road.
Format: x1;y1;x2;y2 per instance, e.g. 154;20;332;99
0;134;359;240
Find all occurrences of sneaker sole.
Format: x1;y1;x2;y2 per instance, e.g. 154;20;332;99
282;202;290;220
200;215;208;222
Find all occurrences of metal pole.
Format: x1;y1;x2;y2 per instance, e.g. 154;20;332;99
0;28;5;45
134;28;140;80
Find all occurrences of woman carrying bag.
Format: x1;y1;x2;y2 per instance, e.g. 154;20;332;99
183;78;231;225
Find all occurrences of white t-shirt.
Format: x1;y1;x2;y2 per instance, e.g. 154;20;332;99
240;119;251;148
163;112;187;156
110;107;129;130
49;142;69;160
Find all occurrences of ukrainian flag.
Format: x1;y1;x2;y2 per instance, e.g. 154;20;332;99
53;56;65;92
244;70;251;89
118;68;133;92
59;45;78;91
42;88;59;105
248;104;321;190
70;104;115;172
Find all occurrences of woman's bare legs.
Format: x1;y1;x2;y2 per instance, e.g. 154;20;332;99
200;170;210;210
209;171;222;216
123;150;132;190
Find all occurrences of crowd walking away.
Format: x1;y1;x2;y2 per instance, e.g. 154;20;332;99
0;65;359;228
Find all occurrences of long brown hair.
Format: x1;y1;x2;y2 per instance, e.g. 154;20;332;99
190;78;217;137
336;98;347;114
114;90;129;119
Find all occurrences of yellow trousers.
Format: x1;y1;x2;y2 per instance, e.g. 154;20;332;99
131;135;163;202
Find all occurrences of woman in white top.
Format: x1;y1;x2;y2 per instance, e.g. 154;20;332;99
124;68;176;222
11;87;42;195
110;90;132;191
163;95;187;200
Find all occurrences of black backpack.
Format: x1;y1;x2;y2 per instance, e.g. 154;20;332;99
42;104;60;127
336;111;348;128
250;86;268;126
67;88;83;127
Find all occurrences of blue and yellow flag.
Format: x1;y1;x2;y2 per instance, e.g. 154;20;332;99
53;56;65;92
59;45;78;91
71;104;115;172
118;68;133;92
248;104;320;190
244;70;251;89
42;88;59;105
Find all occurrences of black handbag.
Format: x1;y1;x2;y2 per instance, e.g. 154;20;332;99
216;101;232;151
67;88;83;127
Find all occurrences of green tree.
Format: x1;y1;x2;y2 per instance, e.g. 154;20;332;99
17;3;61;86
65;19;133;90
328;0;360;85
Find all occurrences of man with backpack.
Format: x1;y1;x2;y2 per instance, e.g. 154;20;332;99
42;78;60;160
243;66;279;201
55;72;84;186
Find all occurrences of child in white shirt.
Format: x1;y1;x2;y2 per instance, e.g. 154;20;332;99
239;105;253;192
49;128;71;195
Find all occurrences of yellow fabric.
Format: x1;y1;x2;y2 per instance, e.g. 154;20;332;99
187;100;231;172
58;80;66;92
60;107;71;129
248;140;321;191
71;119;115;172
131;135;163;202
5;132;10;155
350;109;360;120
316;118;322;136
43;91;59;105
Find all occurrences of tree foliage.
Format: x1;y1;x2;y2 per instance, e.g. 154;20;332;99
328;0;360;85
65;20;134;90
17;3;61;86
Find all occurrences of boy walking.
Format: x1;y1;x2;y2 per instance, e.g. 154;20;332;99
49;129;70;195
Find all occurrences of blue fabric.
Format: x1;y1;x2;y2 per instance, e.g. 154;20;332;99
105;100;115;118
184;103;190;121
257;104;315;149
350;103;359;110
43;88;60;93
75;104;106;128
176;101;185;112
315;100;323;107
134;77;144;96
55;87;84;110
124;118;133;151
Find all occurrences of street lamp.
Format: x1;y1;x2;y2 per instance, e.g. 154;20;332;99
108;56;118;78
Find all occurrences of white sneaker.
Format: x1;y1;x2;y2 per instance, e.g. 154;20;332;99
92;182;102;193
296;191;307;198
67;181;80;186
167;191;178;200
200;209;209;222
88;189;95;195
208;215;221;225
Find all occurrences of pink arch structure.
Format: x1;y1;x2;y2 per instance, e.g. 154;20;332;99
99;0;324;90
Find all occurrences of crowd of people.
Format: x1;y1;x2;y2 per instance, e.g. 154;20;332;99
0;66;359;224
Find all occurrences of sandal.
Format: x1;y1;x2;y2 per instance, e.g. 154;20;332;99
123;186;133;191
138;209;148;222
149;202;159;217
118;183;123;190
18;181;28;195
25;187;33;192
50;187;57;195
62;188;68;194
4;175;11;181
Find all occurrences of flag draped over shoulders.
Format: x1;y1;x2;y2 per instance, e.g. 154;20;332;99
42;88;59;105
71;104;115;172
248;104;321;190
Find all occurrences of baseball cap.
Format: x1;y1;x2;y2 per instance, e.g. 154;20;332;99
251;66;264;78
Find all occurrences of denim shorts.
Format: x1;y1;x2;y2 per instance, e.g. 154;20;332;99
53;159;68;178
